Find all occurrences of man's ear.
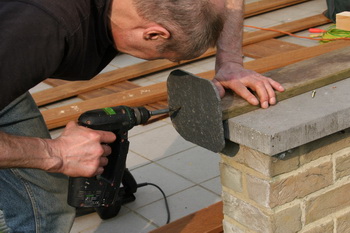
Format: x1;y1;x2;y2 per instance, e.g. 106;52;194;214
143;25;170;41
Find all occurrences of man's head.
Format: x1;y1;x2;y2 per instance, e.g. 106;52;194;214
109;0;225;61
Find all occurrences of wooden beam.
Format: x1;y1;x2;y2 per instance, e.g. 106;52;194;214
198;41;350;79
33;55;203;106
243;14;330;46
244;0;311;18
218;44;350;120
243;39;305;59
42;83;166;130
149;202;223;233
42;41;350;129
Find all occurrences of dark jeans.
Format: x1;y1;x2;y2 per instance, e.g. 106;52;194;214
0;92;75;233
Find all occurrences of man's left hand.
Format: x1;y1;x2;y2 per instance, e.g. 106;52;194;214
212;62;285;109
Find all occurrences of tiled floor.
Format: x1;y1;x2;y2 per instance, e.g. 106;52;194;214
29;0;329;232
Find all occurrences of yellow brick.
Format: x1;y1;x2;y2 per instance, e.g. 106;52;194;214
337;211;350;233
220;162;243;193
305;183;350;224
335;147;350;180
302;221;333;233
270;161;333;208
274;204;302;233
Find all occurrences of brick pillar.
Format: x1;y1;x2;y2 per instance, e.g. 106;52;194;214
220;129;350;233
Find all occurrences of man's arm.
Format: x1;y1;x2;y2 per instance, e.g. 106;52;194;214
212;0;285;108
0;3;116;177
0;121;116;177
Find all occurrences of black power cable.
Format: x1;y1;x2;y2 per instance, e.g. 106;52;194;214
137;182;171;224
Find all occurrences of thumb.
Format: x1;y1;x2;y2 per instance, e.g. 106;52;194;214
212;79;226;98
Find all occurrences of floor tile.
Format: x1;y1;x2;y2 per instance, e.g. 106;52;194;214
79;212;157;233
126;163;195;209
129;124;196;161
131;77;159;86
70;212;103;233
157;146;221;184
200;176;222;196
109;54;146;68
244;16;280;29
293;0;327;14
278;30;323;47
184;57;216;75
29;82;52;94
132;69;170;86
99;64;119;74
137;186;222;226
259;5;315;23
129;119;168;137
126;151;151;170
71;207;130;233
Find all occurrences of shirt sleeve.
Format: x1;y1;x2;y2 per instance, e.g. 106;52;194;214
0;1;66;110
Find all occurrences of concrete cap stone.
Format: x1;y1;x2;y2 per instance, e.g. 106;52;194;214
225;78;350;156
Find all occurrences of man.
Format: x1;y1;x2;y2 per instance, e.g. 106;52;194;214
0;0;283;232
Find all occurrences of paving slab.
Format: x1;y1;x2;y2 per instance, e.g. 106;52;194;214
225;78;350;156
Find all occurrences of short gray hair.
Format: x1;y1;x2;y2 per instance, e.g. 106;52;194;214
132;0;225;61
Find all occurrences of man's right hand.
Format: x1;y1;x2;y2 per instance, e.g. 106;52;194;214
45;121;116;177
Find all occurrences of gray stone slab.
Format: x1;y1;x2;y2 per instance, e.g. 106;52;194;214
226;78;350;156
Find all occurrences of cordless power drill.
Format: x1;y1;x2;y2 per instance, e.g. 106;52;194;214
67;105;168;219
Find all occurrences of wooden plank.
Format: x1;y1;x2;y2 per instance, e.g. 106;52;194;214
218;44;350;120
44;79;70;86
199;40;350;78
42;83;167;130
78;81;140;100
243;39;305;58
33;14;329;107
34;58;189;106
244;0;310;18
243;14;331;46
149;202;223;233
42;41;350;129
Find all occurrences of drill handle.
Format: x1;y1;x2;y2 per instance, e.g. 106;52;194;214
99;130;129;186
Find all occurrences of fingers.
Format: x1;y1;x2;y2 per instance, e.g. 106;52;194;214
64;121;116;144
236;73;284;108
258;77;285;108
97;131;116;144
100;143;112;156
93;146;110;176
99;156;108;167
95;167;105;176
269;78;285;93
253;78;274;109
231;82;260;106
